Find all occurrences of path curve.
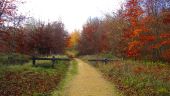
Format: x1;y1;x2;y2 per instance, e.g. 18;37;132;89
65;58;116;96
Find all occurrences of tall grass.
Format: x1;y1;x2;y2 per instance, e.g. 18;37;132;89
97;60;170;96
83;55;170;96
0;53;30;65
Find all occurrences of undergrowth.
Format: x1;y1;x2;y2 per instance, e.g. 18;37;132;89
83;55;170;96
0;55;70;96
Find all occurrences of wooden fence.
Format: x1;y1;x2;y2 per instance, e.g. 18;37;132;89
32;56;70;67
88;58;119;64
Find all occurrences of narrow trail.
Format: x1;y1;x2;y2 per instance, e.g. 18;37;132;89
65;58;117;96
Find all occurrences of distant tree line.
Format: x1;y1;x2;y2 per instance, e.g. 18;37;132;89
78;0;170;62
0;20;68;55
0;0;68;55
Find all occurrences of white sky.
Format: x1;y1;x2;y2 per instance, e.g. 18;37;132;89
18;0;124;32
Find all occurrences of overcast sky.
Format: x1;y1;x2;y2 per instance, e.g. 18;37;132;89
18;0;124;32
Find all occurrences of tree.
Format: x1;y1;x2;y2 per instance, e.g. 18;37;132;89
0;0;26;54
150;8;170;61
78;18;101;55
0;0;18;27
26;20;68;55
123;0;149;58
102;8;128;56
68;30;80;49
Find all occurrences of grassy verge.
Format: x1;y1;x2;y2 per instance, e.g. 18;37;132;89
51;59;78;96
0;53;30;65
0;55;70;96
82;55;170;96
79;53;118;60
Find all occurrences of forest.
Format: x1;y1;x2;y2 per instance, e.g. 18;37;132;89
72;0;170;62
0;0;170;96
0;0;170;62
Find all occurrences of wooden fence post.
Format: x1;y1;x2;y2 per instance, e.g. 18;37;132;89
52;56;55;68
104;58;107;64
32;56;36;66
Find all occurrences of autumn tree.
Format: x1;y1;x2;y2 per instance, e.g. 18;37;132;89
77;0;170;62
139;0;170;61
14;28;29;54
25;20;68;55
123;0;151;59
0;0;17;53
68;30;80;49
150;8;170;61
78;11;128;55
78;18;102;55
102;8;128;57
0;0;26;54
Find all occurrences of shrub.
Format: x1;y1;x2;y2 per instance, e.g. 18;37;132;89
0;53;30;65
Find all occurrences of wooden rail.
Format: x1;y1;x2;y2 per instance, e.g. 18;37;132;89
88;58;119;64
32;56;70;67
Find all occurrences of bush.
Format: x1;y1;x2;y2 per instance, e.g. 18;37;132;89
0;53;30;65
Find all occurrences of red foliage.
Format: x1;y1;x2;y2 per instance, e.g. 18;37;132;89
140;35;156;42
123;0;148;57
160;33;170;38
15;29;29;54
100;31;110;52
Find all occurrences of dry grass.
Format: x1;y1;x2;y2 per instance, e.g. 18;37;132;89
94;60;170;96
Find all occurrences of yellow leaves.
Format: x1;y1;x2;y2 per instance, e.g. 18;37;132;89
68;30;80;48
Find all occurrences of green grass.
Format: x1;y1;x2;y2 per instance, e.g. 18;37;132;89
39;55;69;58
0;55;70;96
51;60;78;96
0;53;30;65
69;60;78;75
80;53;119;60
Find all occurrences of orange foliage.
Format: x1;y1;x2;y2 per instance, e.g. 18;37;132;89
140;35;156;42
128;40;141;50
67;30;80;48
124;0;148;57
133;29;142;36
127;41;143;57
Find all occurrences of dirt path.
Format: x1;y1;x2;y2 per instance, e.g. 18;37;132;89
65;58;117;96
